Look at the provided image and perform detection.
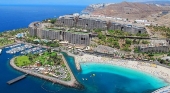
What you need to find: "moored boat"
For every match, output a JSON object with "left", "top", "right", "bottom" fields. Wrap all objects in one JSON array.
[{"left": 0, "top": 49, "right": 2, "bottom": 54}]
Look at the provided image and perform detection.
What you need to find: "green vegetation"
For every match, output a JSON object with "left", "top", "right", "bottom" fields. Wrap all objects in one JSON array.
[
  {"left": 1, "top": 28, "right": 27, "bottom": 36},
  {"left": 96, "top": 31, "right": 120, "bottom": 49},
  {"left": 0, "top": 28, "right": 27, "bottom": 47},
  {"left": 125, "top": 39, "right": 132, "bottom": 45},
  {"left": 27, "top": 51, "right": 63, "bottom": 66},
  {"left": 121, "top": 44, "right": 131, "bottom": 52},
  {"left": 167, "top": 52, "right": 170, "bottom": 56},
  {"left": 133, "top": 39, "right": 140, "bottom": 44},
  {"left": 134, "top": 47, "right": 140, "bottom": 53},
  {"left": 15, "top": 56, "right": 31, "bottom": 67},
  {"left": 136, "top": 32, "right": 149, "bottom": 37},
  {"left": 15, "top": 51, "right": 71, "bottom": 81},
  {"left": 0, "top": 37, "right": 14, "bottom": 46},
  {"left": 25, "top": 36, "right": 60, "bottom": 47},
  {"left": 120, "top": 39, "right": 132, "bottom": 52},
  {"left": 50, "top": 19, "right": 56, "bottom": 24},
  {"left": 147, "top": 53, "right": 154, "bottom": 58},
  {"left": 158, "top": 58, "right": 170, "bottom": 66},
  {"left": 42, "top": 18, "right": 56, "bottom": 24},
  {"left": 141, "top": 40, "right": 150, "bottom": 44},
  {"left": 45, "top": 41, "right": 60, "bottom": 47},
  {"left": 108, "top": 30, "right": 149, "bottom": 37},
  {"left": 94, "top": 29, "right": 102, "bottom": 32},
  {"left": 148, "top": 26, "right": 170, "bottom": 38},
  {"left": 108, "top": 30, "right": 130, "bottom": 37}
]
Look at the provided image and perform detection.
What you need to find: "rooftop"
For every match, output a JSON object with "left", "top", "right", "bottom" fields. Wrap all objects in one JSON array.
[
  {"left": 43, "top": 27, "right": 90, "bottom": 35},
  {"left": 59, "top": 14, "right": 147, "bottom": 27}
]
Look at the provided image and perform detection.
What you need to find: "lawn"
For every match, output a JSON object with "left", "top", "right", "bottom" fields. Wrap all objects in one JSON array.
[
  {"left": 15, "top": 56, "right": 31, "bottom": 67},
  {"left": 0, "top": 38, "right": 14, "bottom": 46},
  {"left": 154, "top": 53, "right": 165, "bottom": 56}
]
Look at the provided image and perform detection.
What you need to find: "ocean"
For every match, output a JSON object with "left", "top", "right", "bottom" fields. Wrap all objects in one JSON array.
[
  {"left": 0, "top": 5, "right": 85, "bottom": 32},
  {"left": 0, "top": 49, "right": 168, "bottom": 93},
  {"left": 0, "top": 5, "right": 169, "bottom": 93}
]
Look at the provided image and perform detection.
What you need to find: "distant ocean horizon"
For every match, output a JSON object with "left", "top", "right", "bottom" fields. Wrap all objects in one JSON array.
[{"left": 0, "top": 5, "right": 86, "bottom": 32}]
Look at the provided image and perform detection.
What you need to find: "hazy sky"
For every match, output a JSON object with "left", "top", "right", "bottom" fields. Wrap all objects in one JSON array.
[{"left": 0, "top": 0, "right": 168, "bottom": 5}]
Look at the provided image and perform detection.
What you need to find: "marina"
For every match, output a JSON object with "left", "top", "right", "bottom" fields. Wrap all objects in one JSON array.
[
  {"left": 5, "top": 43, "right": 45, "bottom": 55},
  {"left": 5, "top": 43, "right": 22, "bottom": 49},
  {"left": 21, "top": 47, "right": 45, "bottom": 54}
]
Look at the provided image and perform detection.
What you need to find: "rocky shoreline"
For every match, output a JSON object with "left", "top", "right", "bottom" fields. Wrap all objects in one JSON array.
[{"left": 10, "top": 56, "right": 83, "bottom": 89}]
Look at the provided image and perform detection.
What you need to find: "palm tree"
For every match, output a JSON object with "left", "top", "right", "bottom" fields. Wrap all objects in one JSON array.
[
  {"left": 73, "top": 16, "right": 79, "bottom": 30},
  {"left": 106, "top": 20, "right": 112, "bottom": 31}
]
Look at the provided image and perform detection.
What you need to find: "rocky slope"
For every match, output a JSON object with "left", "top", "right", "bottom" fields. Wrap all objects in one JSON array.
[{"left": 91, "top": 2, "right": 170, "bottom": 19}]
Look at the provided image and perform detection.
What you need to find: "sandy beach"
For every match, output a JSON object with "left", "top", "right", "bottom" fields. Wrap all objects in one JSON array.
[{"left": 74, "top": 54, "right": 170, "bottom": 83}]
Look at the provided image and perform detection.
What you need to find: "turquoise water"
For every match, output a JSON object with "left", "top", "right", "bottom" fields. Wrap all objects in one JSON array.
[
  {"left": 0, "top": 50, "right": 169, "bottom": 93},
  {"left": 63, "top": 53, "right": 169, "bottom": 93},
  {"left": 81, "top": 63, "right": 169, "bottom": 92}
]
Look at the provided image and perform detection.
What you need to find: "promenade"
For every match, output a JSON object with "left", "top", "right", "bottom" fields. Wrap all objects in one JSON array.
[{"left": 10, "top": 56, "right": 81, "bottom": 88}]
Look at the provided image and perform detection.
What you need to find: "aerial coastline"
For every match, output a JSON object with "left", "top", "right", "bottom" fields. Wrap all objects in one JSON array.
[
  {"left": 1, "top": 2, "right": 170, "bottom": 92},
  {"left": 2, "top": 13, "right": 170, "bottom": 90}
]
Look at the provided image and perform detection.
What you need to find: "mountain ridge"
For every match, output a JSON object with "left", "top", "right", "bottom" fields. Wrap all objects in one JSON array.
[{"left": 83, "top": 2, "right": 170, "bottom": 19}]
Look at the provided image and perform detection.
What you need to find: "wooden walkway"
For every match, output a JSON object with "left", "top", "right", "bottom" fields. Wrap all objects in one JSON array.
[{"left": 7, "top": 74, "right": 28, "bottom": 85}]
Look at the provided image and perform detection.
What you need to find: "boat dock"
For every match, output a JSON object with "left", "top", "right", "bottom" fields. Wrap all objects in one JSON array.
[
  {"left": 152, "top": 86, "right": 170, "bottom": 93},
  {"left": 7, "top": 74, "right": 28, "bottom": 85}
]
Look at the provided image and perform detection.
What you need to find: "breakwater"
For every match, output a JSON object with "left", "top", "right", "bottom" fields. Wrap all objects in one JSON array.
[
  {"left": 10, "top": 56, "right": 82, "bottom": 89},
  {"left": 60, "top": 50, "right": 81, "bottom": 71},
  {"left": 7, "top": 74, "right": 28, "bottom": 85}
]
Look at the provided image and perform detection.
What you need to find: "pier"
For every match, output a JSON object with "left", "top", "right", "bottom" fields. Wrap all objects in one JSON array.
[
  {"left": 152, "top": 86, "right": 170, "bottom": 93},
  {"left": 7, "top": 74, "right": 28, "bottom": 85}
]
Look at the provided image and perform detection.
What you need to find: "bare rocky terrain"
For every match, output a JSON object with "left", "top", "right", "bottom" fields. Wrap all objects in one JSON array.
[
  {"left": 91, "top": 2, "right": 170, "bottom": 19},
  {"left": 82, "top": 2, "right": 170, "bottom": 27},
  {"left": 147, "top": 13, "right": 170, "bottom": 27}
]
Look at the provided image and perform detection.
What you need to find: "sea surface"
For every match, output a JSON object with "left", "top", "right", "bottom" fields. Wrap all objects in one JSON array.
[
  {"left": 0, "top": 5, "right": 169, "bottom": 93},
  {"left": 0, "top": 5, "right": 85, "bottom": 32},
  {"left": 0, "top": 49, "right": 168, "bottom": 93}
]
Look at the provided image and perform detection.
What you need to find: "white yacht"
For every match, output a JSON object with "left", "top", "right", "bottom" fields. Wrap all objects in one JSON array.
[{"left": 0, "top": 49, "right": 2, "bottom": 54}]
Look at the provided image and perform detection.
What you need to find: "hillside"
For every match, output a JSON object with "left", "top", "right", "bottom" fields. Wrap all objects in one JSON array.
[
  {"left": 147, "top": 12, "right": 170, "bottom": 27},
  {"left": 81, "top": 3, "right": 114, "bottom": 14},
  {"left": 90, "top": 2, "right": 170, "bottom": 19}
]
